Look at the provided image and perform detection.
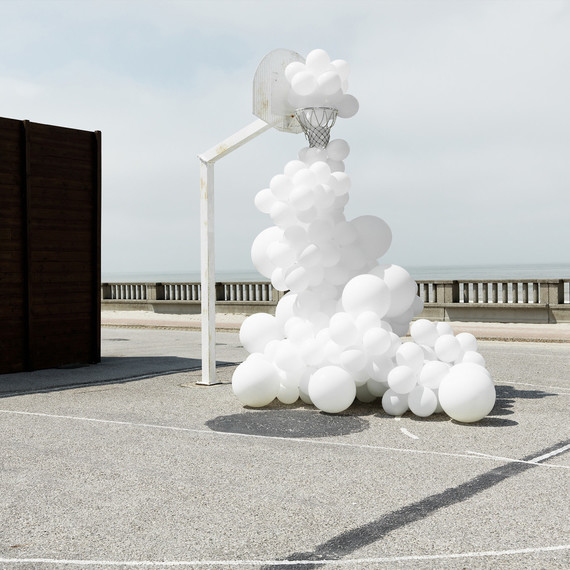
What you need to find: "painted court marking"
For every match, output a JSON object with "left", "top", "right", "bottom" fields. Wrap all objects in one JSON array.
[
  {"left": 400, "top": 427, "right": 419, "bottom": 440},
  {"left": 1, "top": 409, "right": 568, "bottom": 469},
  {"left": 0, "top": 544, "right": 568, "bottom": 566}
]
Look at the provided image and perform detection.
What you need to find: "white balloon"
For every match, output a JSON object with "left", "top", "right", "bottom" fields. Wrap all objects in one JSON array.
[
  {"left": 362, "top": 326, "right": 391, "bottom": 356},
  {"left": 310, "top": 160, "right": 332, "bottom": 184},
  {"left": 251, "top": 226, "right": 282, "bottom": 278},
  {"left": 313, "top": 184, "right": 336, "bottom": 209},
  {"left": 436, "top": 322, "right": 454, "bottom": 336},
  {"left": 387, "top": 365, "right": 417, "bottom": 394},
  {"left": 269, "top": 174, "right": 293, "bottom": 200},
  {"left": 291, "top": 70, "right": 318, "bottom": 96},
  {"left": 342, "top": 274, "right": 391, "bottom": 318},
  {"left": 268, "top": 240, "right": 296, "bottom": 268},
  {"left": 308, "top": 218, "right": 334, "bottom": 243},
  {"left": 299, "top": 337, "right": 325, "bottom": 366},
  {"left": 294, "top": 290, "right": 321, "bottom": 316},
  {"left": 331, "top": 59, "right": 350, "bottom": 81},
  {"left": 408, "top": 385, "right": 438, "bottom": 417},
  {"left": 395, "top": 342, "right": 425, "bottom": 372},
  {"left": 298, "top": 243, "right": 322, "bottom": 268},
  {"left": 306, "top": 48, "right": 332, "bottom": 74},
  {"left": 293, "top": 167, "right": 318, "bottom": 188},
  {"left": 317, "top": 70, "right": 341, "bottom": 96},
  {"left": 419, "top": 360, "right": 451, "bottom": 389},
  {"left": 326, "top": 139, "right": 350, "bottom": 161},
  {"left": 283, "top": 225, "right": 308, "bottom": 252},
  {"left": 285, "top": 61, "right": 305, "bottom": 83},
  {"left": 367, "top": 378, "right": 389, "bottom": 397},
  {"left": 239, "top": 313, "right": 283, "bottom": 354},
  {"left": 382, "top": 389, "right": 408, "bottom": 416},
  {"left": 269, "top": 201, "right": 296, "bottom": 228},
  {"left": 329, "top": 311, "right": 359, "bottom": 346},
  {"left": 340, "top": 347, "right": 367, "bottom": 373},
  {"left": 351, "top": 216, "right": 392, "bottom": 260},
  {"left": 308, "top": 366, "right": 356, "bottom": 413},
  {"left": 330, "top": 171, "right": 351, "bottom": 196},
  {"left": 333, "top": 220, "right": 357, "bottom": 245},
  {"left": 367, "top": 355, "right": 394, "bottom": 382},
  {"left": 434, "top": 334, "right": 462, "bottom": 363},
  {"left": 356, "top": 383, "right": 377, "bottom": 403},
  {"left": 319, "top": 242, "right": 341, "bottom": 267},
  {"left": 460, "top": 350, "right": 486, "bottom": 367},
  {"left": 284, "top": 159, "right": 306, "bottom": 177},
  {"left": 410, "top": 319, "right": 439, "bottom": 347},
  {"left": 456, "top": 332, "right": 478, "bottom": 353},
  {"left": 254, "top": 188, "right": 276, "bottom": 214},
  {"left": 284, "top": 316, "right": 313, "bottom": 343},
  {"left": 371, "top": 264, "right": 417, "bottom": 318},
  {"left": 337, "top": 94, "right": 359, "bottom": 118},
  {"left": 275, "top": 339, "right": 304, "bottom": 372},
  {"left": 277, "top": 383, "right": 299, "bottom": 405},
  {"left": 355, "top": 310, "right": 382, "bottom": 334},
  {"left": 232, "top": 358, "right": 280, "bottom": 407},
  {"left": 271, "top": 267, "right": 288, "bottom": 291},
  {"left": 289, "top": 185, "right": 315, "bottom": 211},
  {"left": 275, "top": 292, "right": 297, "bottom": 325},
  {"left": 285, "top": 265, "right": 310, "bottom": 293},
  {"left": 438, "top": 363, "right": 496, "bottom": 423},
  {"left": 324, "top": 264, "right": 351, "bottom": 286}
]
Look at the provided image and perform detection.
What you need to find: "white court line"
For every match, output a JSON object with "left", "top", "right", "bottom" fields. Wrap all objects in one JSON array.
[
  {"left": 400, "top": 428, "right": 419, "bottom": 440},
  {"left": 529, "top": 443, "right": 570, "bottom": 464},
  {"left": 1, "top": 409, "right": 568, "bottom": 469},
  {"left": 0, "top": 544, "right": 568, "bottom": 566}
]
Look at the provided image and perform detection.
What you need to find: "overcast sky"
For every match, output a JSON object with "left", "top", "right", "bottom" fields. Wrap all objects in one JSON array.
[{"left": 1, "top": 0, "right": 568, "bottom": 277}]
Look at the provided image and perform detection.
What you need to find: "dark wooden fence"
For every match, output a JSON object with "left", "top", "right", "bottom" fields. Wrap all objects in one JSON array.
[{"left": 0, "top": 117, "right": 101, "bottom": 373}]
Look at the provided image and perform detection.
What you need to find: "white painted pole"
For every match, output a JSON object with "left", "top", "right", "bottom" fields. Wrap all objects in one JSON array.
[
  {"left": 198, "top": 159, "right": 217, "bottom": 385},
  {"left": 198, "top": 119, "right": 275, "bottom": 385}
]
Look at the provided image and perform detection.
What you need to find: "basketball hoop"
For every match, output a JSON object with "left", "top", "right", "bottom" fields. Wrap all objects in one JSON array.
[{"left": 295, "top": 107, "right": 338, "bottom": 148}]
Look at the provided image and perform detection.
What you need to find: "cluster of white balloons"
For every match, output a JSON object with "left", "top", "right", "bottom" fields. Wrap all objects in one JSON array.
[
  {"left": 231, "top": 49, "right": 496, "bottom": 423},
  {"left": 285, "top": 48, "right": 359, "bottom": 118}
]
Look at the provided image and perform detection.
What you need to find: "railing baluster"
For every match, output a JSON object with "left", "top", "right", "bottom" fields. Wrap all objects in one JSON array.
[
  {"left": 473, "top": 282, "right": 479, "bottom": 303},
  {"left": 512, "top": 282, "right": 518, "bottom": 304},
  {"left": 522, "top": 282, "right": 529, "bottom": 303}
]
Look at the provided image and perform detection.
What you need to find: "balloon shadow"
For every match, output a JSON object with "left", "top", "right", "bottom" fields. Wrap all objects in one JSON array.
[{"left": 206, "top": 409, "right": 369, "bottom": 438}]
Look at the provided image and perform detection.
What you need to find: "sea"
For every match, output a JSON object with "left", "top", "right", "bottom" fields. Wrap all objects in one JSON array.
[{"left": 102, "top": 262, "right": 570, "bottom": 283}]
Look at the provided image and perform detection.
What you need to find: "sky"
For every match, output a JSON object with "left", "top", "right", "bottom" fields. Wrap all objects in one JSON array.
[{"left": 1, "top": 0, "right": 569, "bottom": 278}]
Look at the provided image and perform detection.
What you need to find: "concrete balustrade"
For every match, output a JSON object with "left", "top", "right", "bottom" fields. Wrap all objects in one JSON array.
[{"left": 102, "top": 278, "right": 570, "bottom": 323}]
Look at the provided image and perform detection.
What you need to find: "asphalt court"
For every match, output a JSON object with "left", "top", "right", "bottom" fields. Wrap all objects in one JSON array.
[{"left": 0, "top": 330, "right": 568, "bottom": 568}]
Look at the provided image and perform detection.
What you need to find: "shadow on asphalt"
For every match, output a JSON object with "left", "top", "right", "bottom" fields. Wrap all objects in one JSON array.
[
  {"left": 206, "top": 409, "right": 370, "bottom": 438},
  {"left": 0, "top": 356, "right": 234, "bottom": 397}
]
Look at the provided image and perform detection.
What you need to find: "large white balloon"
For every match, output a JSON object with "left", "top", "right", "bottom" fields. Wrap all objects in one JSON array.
[
  {"left": 239, "top": 313, "right": 283, "bottom": 354},
  {"left": 438, "top": 363, "right": 496, "bottom": 422},
  {"left": 308, "top": 366, "right": 356, "bottom": 413},
  {"left": 341, "top": 274, "right": 391, "bottom": 317},
  {"left": 251, "top": 227, "right": 282, "bottom": 278},
  {"left": 337, "top": 94, "right": 359, "bottom": 118},
  {"left": 232, "top": 357, "right": 280, "bottom": 407},
  {"left": 351, "top": 216, "right": 392, "bottom": 260}
]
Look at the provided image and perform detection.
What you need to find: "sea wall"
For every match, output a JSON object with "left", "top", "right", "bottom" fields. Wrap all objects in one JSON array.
[{"left": 101, "top": 278, "right": 570, "bottom": 324}]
